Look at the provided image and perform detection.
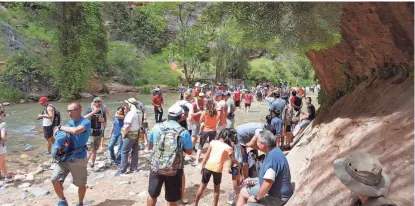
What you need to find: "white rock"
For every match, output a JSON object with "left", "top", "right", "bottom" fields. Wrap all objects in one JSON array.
[
  {"left": 79, "top": 93, "right": 93, "bottom": 98},
  {"left": 26, "top": 187, "right": 50, "bottom": 197},
  {"left": 66, "top": 184, "right": 78, "bottom": 194},
  {"left": 19, "top": 99, "right": 26, "bottom": 104},
  {"left": 25, "top": 173, "right": 34, "bottom": 181},
  {"left": 119, "top": 181, "right": 130, "bottom": 185},
  {"left": 2, "top": 102, "right": 10, "bottom": 106},
  {"left": 184, "top": 156, "right": 192, "bottom": 161},
  {"left": 1, "top": 204, "right": 15, "bottom": 206},
  {"left": 138, "top": 191, "right": 148, "bottom": 197},
  {"left": 18, "top": 182, "right": 31, "bottom": 188},
  {"left": 21, "top": 192, "right": 27, "bottom": 200},
  {"left": 129, "top": 192, "right": 137, "bottom": 196},
  {"left": 14, "top": 174, "right": 26, "bottom": 181},
  {"left": 50, "top": 163, "right": 56, "bottom": 170}
]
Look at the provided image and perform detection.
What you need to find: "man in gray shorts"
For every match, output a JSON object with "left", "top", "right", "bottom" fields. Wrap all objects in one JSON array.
[{"left": 51, "top": 102, "right": 91, "bottom": 206}]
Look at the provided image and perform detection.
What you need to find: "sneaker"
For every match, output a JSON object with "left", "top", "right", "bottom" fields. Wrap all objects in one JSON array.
[
  {"left": 227, "top": 192, "right": 235, "bottom": 205},
  {"left": 40, "top": 151, "right": 51, "bottom": 155},
  {"left": 181, "top": 198, "right": 189, "bottom": 204},
  {"left": 5, "top": 176, "right": 13, "bottom": 183},
  {"left": 57, "top": 199, "right": 68, "bottom": 206}
]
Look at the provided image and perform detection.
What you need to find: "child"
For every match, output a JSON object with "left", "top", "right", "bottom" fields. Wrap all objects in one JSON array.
[
  {"left": 109, "top": 106, "right": 124, "bottom": 164},
  {"left": 194, "top": 128, "right": 238, "bottom": 206},
  {"left": 0, "top": 108, "right": 12, "bottom": 182}
]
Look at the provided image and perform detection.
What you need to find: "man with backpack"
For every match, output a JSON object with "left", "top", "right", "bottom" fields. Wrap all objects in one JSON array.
[
  {"left": 51, "top": 102, "right": 91, "bottom": 206},
  {"left": 270, "top": 92, "right": 286, "bottom": 118},
  {"left": 147, "top": 105, "right": 193, "bottom": 206},
  {"left": 38, "top": 97, "right": 59, "bottom": 155}
]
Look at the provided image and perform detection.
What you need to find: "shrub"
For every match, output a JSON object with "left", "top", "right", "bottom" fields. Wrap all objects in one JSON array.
[
  {"left": 140, "top": 86, "right": 151, "bottom": 94},
  {"left": 0, "top": 83, "right": 24, "bottom": 102}
]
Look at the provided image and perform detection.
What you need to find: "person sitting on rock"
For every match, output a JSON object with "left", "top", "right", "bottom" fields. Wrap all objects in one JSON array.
[
  {"left": 292, "top": 97, "right": 315, "bottom": 136},
  {"left": 334, "top": 151, "right": 396, "bottom": 206},
  {"left": 236, "top": 130, "right": 293, "bottom": 206}
]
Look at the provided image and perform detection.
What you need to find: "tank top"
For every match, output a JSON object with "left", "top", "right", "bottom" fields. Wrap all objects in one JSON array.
[{"left": 203, "top": 111, "right": 217, "bottom": 131}]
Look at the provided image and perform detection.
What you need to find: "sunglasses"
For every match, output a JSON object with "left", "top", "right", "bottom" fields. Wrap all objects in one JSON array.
[{"left": 67, "top": 107, "right": 81, "bottom": 112}]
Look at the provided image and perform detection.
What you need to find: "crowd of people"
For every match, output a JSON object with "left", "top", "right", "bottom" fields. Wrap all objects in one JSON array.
[{"left": 0, "top": 81, "right": 396, "bottom": 206}]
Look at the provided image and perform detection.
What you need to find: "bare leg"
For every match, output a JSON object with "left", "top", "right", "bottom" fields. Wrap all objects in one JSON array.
[
  {"left": 167, "top": 202, "right": 177, "bottom": 206},
  {"left": 52, "top": 180, "right": 65, "bottom": 200},
  {"left": 78, "top": 186, "right": 87, "bottom": 204},
  {"left": 213, "top": 184, "right": 220, "bottom": 206},
  {"left": 147, "top": 195, "right": 156, "bottom": 206},
  {"left": 195, "top": 148, "right": 202, "bottom": 165},
  {"left": 47, "top": 137, "right": 55, "bottom": 153},
  {"left": 0, "top": 154, "right": 8, "bottom": 177},
  {"left": 181, "top": 173, "right": 187, "bottom": 201},
  {"left": 236, "top": 187, "right": 249, "bottom": 206},
  {"left": 194, "top": 183, "right": 207, "bottom": 206}
]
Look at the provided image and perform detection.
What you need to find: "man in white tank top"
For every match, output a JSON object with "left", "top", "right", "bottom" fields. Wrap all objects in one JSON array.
[{"left": 37, "top": 97, "right": 55, "bottom": 155}]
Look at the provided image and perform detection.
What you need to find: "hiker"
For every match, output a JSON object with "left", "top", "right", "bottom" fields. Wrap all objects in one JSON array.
[
  {"left": 226, "top": 91, "right": 236, "bottom": 129},
  {"left": 88, "top": 97, "right": 111, "bottom": 153},
  {"left": 290, "top": 90, "right": 302, "bottom": 112},
  {"left": 270, "top": 92, "right": 286, "bottom": 118},
  {"left": 38, "top": 97, "right": 56, "bottom": 155},
  {"left": 293, "top": 97, "right": 316, "bottom": 136},
  {"left": 236, "top": 130, "right": 293, "bottom": 206},
  {"left": 108, "top": 106, "right": 124, "bottom": 164},
  {"left": 147, "top": 105, "right": 193, "bottom": 206},
  {"left": 270, "top": 110, "right": 283, "bottom": 146},
  {"left": 84, "top": 97, "right": 108, "bottom": 168},
  {"left": 256, "top": 87, "right": 263, "bottom": 103},
  {"left": 51, "top": 102, "right": 91, "bottom": 206},
  {"left": 194, "top": 99, "right": 218, "bottom": 166},
  {"left": 281, "top": 101, "right": 295, "bottom": 150},
  {"left": 215, "top": 92, "right": 228, "bottom": 135},
  {"left": 179, "top": 84, "right": 185, "bottom": 100},
  {"left": 297, "top": 86, "right": 306, "bottom": 100},
  {"left": 265, "top": 91, "right": 277, "bottom": 111},
  {"left": 124, "top": 97, "right": 146, "bottom": 150},
  {"left": 153, "top": 86, "right": 161, "bottom": 96},
  {"left": 334, "top": 152, "right": 396, "bottom": 206},
  {"left": 0, "top": 108, "right": 12, "bottom": 183},
  {"left": 194, "top": 128, "right": 238, "bottom": 206},
  {"left": 243, "top": 91, "right": 254, "bottom": 113},
  {"left": 234, "top": 88, "right": 242, "bottom": 109},
  {"left": 172, "top": 92, "right": 196, "bottom": 149},
  {"left": 152, "top": 91, "right": 164, "bottom": 123},
  {"left": 115, "top": 100, "right": 140, "bottom": 176}
]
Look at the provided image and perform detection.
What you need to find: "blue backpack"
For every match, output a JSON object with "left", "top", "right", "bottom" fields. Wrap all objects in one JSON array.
[{"left": 52, "top": 131, "right": 85, "bottom": 162}]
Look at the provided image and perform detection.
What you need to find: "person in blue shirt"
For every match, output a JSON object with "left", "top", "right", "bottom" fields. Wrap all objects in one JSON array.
[
  {"left": 270, "top": 110, "right": 283, "bottom": 146},
  {"left": 108, "top": 106, "right": 124, "bottom": 163},
  {"left": 51, "top": 102, "right": 91, "bottom": 206},
  {"left": 147, "top": 104, "right": 193, "bottom": 205},
  {"left": 236, "top": 130, "right": 293, "bottom": 206}
]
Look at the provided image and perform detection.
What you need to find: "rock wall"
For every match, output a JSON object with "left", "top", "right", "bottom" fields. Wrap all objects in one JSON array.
[{"left": 306, "top": 2, "right": 414, "bottom": 94}]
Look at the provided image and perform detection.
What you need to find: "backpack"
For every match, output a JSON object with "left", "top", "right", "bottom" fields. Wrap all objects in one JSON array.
[
  {"left": 46, "top": 104, "right": 61, "bottom": 126},
  {"left": 52, "top": 130, "right": 86, "bottom": 162},
  {"left": 150, "top": 123, "right": 185, "bottom": 176},
  {"left": 282, "top": 105, "right": 294, "bottom": 126}
]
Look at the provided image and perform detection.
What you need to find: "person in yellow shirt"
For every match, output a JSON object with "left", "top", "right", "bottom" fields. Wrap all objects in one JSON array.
[{"left": 194, "top": 128, "right": 239, "bottom": 206}]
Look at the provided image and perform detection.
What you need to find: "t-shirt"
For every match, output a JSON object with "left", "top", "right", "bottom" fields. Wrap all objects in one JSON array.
[
  {"left": 124, "top": 110, "right": 139, "bottom": 131},
  {"left": 297, "top": 88, "right": 305, "bottom": 97},
  {"left": 0, "top": 121, "right": 7, "bottom": 149},
  {"left": 179, "top": 86, "right": 184, "bottom": 93},
  {"left": 148, "top": 120, "right": 193, "bottom": 169},
  {"left": 307, "top": 104, "right": 316, "bottom": 121},
  {"left": 216, "top": 100, "right": 228, "bottom": 127},
  {"left": 259, "top": 147, "right": 293, "bottom": 199},
  {"left": 68, "top": 117, "right": 91, "bottom": 159},
  {"left": 245, "top": 94, "right": 253, "bottom": 104},
  {"left": 271, "top": 117, "right": 283, "bottom": 136},
  {"left": 85, "top": 107, "right": 106, "bottom": 130},
  {"left": 205, "top": 140, "right": 233, "bottom": 173},
  {"left": 42, "top": 104, "right": 54, "bottom": 127},
  {"left": 271, "top": 99, "right": 286, "bottom": 115},
  {"left": 236, "top": 122, "right": 263, "bottom": 145},
  {"left": 192, "top": 103, "right": 201, "bottom": 122},
  {"left": 234, "top": 91, "right": 241, "bottom": 101},
  {"left": 112, "top": 117, "right": 124, "bottom": 136},
  {"left": 201, "top": 111, "right": 217, "bottom": 131},
  {"left": 152, "top": 95, "right": 163, "bottom": 110}
]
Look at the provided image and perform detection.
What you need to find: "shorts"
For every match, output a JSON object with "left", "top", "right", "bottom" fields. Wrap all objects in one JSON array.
[
  {"left": 191, "top": 122, "right": 200, "bottom": 136},
  {"left": 226, "top": 118, "right": 235, "bottom": 129},
  {"left": 231, "top": 165, "right": 240, "bottom": 176},
  {"left": 198, "top": 131, "right": 216, "bottom": 149},
  {"left": 202, "top": 168, "right": 222, "bottom": 185},
  {"left": 87, "top": 136, "right": 101, "bottom": 151},
  {"left": 51, "top": 158, "right": 87, "bottom": 187},
  {"left": 148, "top": 169, "right": 183, "bottom": 202},
  {"left": 43, "top": 125, "right": 54, "bottom": 139},
  {"left": 245, "top": 103, "right": 251, "bottom": 108},
  {"left": 235, "top": 101, "right": 241, "bottom": 107},
  {"left": 246, "top": 180, "right": 288, "bottom": 206},
  {"left": 284, "top": 125, "right": 292, "bottom": 132},
  {"left": 0, "top": 146, "right": 6, "bottom": 155}
]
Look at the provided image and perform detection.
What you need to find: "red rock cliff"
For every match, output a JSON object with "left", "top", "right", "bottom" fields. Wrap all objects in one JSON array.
[{"left": 307, "top": 2, "right": 414, "bottom": 94}]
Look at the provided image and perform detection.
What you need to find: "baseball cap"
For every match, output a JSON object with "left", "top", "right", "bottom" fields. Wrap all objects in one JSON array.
[
  {"left": 168, "top": 105, "right": 183, "bottom": 117},
  {"left": 38, "top": 97, "right": 48, "bottom": 103},
  {"left": 93, "top": 97, "right": 102, "bottom": 102},
  {"left": 195, "top": 82, "right": 201, "bottom": 87}
]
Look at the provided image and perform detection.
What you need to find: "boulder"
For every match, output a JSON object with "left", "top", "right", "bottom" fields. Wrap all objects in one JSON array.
[
  {"left": 26, "top": 187, "right": 50, "bottom": 197},
  {"left": 23, "top": 144, "right": 34, "bottom": 151},
  {"left": 19, "top": 99, "right": 26, "bottom": 104},
  {"left": 79, "top": 92, "right": 93, "bottom": 98},
  {"left": 25, "top": 173, "right": 34, "bottom": 181},
  {"left": 14, "top": 174, "right": 26, "bottom": 181},
  {"left": 2, "top": 102, "right": 10, "bottom": 106},
  {"left": 18, "top": 182, "right": 31, "bottom": 188}
]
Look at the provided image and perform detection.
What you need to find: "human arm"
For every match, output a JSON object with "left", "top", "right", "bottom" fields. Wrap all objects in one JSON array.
[
  {"left": 246, "top": 136, "right": 259, "bottom": 150},
  {"left": 38, "top": 106, "right": 54, "bottom": 119},
  {"left": 83, "top": 106, "right": 100, "bottom": 119},
  {"left": 182, "top": 130, "right": 193, "bottom": 155},
  {"left": 248, "top": 174, "right": 275, "bottom": 202},
  {"left": 0, "top": 125, "right": 8, "bottom": 141},
  {"left": 200, "top": 146, "right": 212, "bottom": 173},
  {"left": 59, "top": 122, "right": 88, "bottom": 135},
  {"left": 122, "top": 123, "right": 131, "bottom": 139}
]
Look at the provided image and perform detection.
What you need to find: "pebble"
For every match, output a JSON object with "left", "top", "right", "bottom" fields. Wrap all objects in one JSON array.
[
  {"left": 129, "top": 192, "right": 137, "bottom": 196},
  {"left": 50, "top": 163, "right": 56, "bottom": 170},
  {"left": 18, "top": 182, "right": 31, "bottom": 188},
  {"left": 120, "top": 181, "right": 130, "bottom": 185},
  {"left": 26, "top": 187, "right": 50, "bottom": 197},
  {"left": 94, "top": 174, "right": 105, "bottom": 181},
  {"left": 25, "top": 173, "right": 34, "bottom": 181},
  {"left": 20, "top": 154, "right": 29, "bottom": 159},
  {"left": 23, "top": 144, "right": 33, "bottom": 151},
  {"left": 14, "top": 174, "right": 26, "bottom": 181}
]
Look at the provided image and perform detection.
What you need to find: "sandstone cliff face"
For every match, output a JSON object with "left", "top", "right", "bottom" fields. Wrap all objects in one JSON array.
[{"left": 306, "top": 2, "right": 414, "bottom": 94}]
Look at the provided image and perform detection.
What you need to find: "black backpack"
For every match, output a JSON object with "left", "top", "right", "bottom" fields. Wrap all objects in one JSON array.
[{"left": 46, "top": 104, "right": 61, "bottom": 126}]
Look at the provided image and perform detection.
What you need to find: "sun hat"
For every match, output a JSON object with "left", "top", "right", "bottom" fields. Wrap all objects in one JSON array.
[
  {"left": 333, "top": 151, "right": 391, "bottom": 197},
  {"left": 168, "top": 105, "right": 183, "bottom": 117},
  {"left": 38, "top": 96, "right": 48, "bottom": 103},
  {"left": 93, "top": 97, "right": 102, "bottom": 102},
  {"left": 124, "top": 97, "right": 137, "bottom": 105}
]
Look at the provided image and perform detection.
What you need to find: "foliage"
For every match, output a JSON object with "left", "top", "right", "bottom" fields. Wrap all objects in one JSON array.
[
  {"left": 378, "top": 66, "right": 409, "bottom": 79},
  {"left": 107, "top": 41, "right": 142, "bottom": 85},
  {"left": 0, "top": 82, "right": 24, "bottom": 102},
  {"left": 140, "top": 86, "right": 151, "bottom": 94},
  {"left": 54, "top": 2, "right": 107, "bottom": 100}
]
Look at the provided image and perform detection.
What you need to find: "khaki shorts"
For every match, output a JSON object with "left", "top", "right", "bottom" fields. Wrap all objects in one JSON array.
[
  {"left": 87, "top": 136, "right": 101, "bottom": 151},
  {"left": 51, "top": 158, "right": 87, "bottom": 187}
]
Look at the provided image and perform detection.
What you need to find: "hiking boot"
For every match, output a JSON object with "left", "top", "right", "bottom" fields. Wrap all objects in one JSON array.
[
  {"left": 57, "top": 199, "right": 68, "bottom": 206},
  {"left": 227, "top": 192, "right": 235, "bottom": 205}
]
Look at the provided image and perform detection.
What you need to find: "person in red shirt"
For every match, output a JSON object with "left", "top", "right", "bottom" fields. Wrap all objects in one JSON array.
[
  {"left": 243, "top": 91, "right": 253, "bottom": 113},
  {"left": 234, "top": 89, "right": 241, "bottom": 109},
  {"left": 192, "top": 82, "right": 202, "bottom": 99},
  {"left": 151, "top": 91, "right": 164, "bottom": 123}
]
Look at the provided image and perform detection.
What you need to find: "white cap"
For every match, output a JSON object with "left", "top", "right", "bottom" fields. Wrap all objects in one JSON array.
[
  {"left": 168, "top": 105, "right": 183, "bottom": 117},
  {"left": 199, "top": 92, "right": 205, "bottom": 97},
  {"left": 195, "top": 82, "right": 201, "bottom": 87}
]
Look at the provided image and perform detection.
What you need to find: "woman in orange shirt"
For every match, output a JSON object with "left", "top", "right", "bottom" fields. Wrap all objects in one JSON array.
[
  {"left": 193, "top": 99, "right": 218, "bottom": 166},
  {"left": 194, "top": 128, "right": 238, "bottom": 206}
]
